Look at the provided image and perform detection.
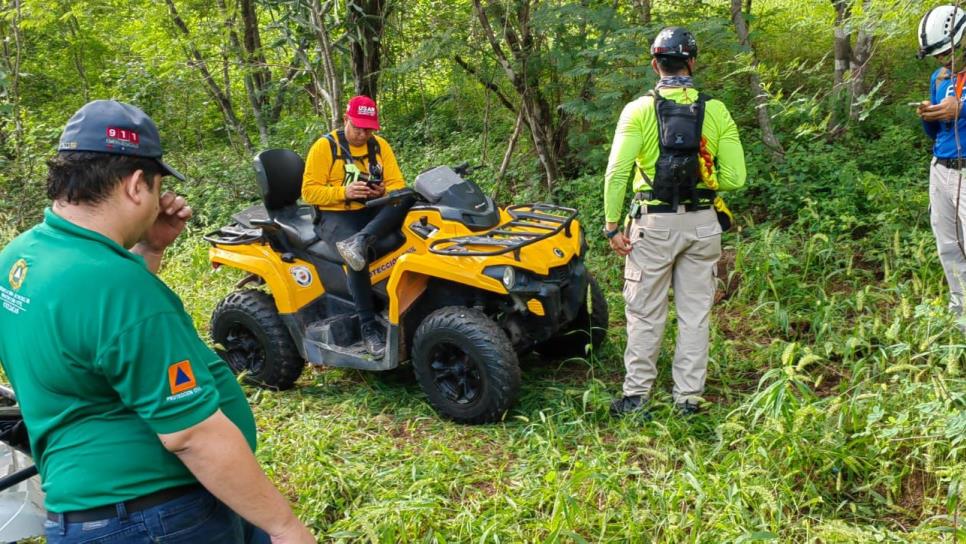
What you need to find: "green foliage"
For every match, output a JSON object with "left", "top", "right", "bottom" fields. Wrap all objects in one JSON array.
[{"left": 3, "top": 0, "right": 966, "bottom": 541}]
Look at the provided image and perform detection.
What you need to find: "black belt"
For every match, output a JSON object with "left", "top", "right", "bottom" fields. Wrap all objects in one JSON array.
[
  {"left": 937, "top": 157, "right": 966, "bottom": 169},
  {"left": 644, "top": 203, "right": 712, "bottom": 213},
  {"left": 634, "top": 190, "right": 715, "bottom": 214},
  {"left": 47, "top": 484, "right": 203, "bottom": 523}
]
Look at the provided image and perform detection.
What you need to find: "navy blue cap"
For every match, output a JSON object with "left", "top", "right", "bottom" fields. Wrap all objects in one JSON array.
[{"left": 57, "top": 100, "right": 185, "bottom": 181}]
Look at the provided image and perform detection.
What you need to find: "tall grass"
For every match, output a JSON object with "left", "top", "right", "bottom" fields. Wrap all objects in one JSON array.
[
  {"left": 2, "top": 134, "right": 963, "bottom": 542},
  {"left": 147, "top": 155, "right": 966, "bottom": 542}
]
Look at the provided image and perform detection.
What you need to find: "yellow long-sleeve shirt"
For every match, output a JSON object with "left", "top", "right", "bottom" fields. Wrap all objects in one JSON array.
[{"left": 301, "top": 131, "right": 406, "bottom": 211}]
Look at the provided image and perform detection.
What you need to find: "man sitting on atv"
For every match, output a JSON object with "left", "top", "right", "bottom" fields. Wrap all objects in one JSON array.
[{"left": 302, "top": 95, "right": 411, "bottom": 357}]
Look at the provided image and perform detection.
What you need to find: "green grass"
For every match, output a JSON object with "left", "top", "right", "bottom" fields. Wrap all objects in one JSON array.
[
  {"left": 3, "top": 140, "right": 963, "bottom": 542},
  {"left": 142, "top": 186, "right": 966, "bottom": 542}
]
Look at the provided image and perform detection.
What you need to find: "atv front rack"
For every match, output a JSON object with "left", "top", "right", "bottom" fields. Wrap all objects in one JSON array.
[{"left": 429, "top": 203, "right": 577, "bottom": 260}]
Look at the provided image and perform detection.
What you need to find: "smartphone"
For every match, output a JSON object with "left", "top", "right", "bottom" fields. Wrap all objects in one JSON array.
[{"left": 908, "top": 101, "right": 926, "bottom": 107}]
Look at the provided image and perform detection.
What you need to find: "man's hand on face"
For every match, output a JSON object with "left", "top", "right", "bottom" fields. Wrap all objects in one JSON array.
[
  {"left": 140, "top": 191, "right": 192, "bottom": 252},
  {"left": 921, "top": 96, "right": 962, "bottom": 122}
]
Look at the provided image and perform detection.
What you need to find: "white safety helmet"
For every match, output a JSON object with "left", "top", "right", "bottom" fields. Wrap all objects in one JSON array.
[{"left": 918, "top": 5, "right": 966, "bottom": 59}]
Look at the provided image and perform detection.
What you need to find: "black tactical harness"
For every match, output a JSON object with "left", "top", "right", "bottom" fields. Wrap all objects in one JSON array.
[
  {"left": 649, "top": 89, "right": 713, "bottom": 209},
  {"left": 322, "top": 129, "right": 383, "bottom": 185}
]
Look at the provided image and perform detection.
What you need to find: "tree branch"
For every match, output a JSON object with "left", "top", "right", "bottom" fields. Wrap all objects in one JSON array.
[
  {"left": 453, "top": 55, "right": 516, "bottom": 113},
  {"left": 164, "top": 0, "right": 253, "bottom": 153}
]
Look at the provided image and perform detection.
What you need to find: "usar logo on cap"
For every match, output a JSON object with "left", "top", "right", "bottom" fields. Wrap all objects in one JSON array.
[{"left": 357, "top": 105, "right": 376, "bottom": 117}]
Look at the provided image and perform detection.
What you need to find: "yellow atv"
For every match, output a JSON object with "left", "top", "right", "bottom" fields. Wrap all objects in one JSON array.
[{"left": 204, "top": 149, "right": 607, "bottom": 423}]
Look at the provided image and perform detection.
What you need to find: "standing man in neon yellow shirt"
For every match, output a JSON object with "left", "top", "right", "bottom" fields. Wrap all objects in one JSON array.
[{"left": 603, "top": 27, "right": 746, "bottom": 417}]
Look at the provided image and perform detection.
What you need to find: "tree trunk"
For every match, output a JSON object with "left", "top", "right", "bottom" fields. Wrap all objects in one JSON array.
[
  {"left": 829, "top": 0, "right": 853, "bottom": 137},
  {"left": 473, "top": 0, "right": 561, "bottom": 189},
  {"left": 308, "top": 0, "right": 342, "bottom": 128},
  {"left": 240, "top": 0, "right": 270, "bottom": 104},
  {"left": 831, "top": 0, "right": 852, "bottom": 88},
  {"left": 849, "top": 0, "right": 875, "bottom": 121},
  {"left": 3, "top": 0, "right": 23, "bottom": 159},
  {"left": 65, "top": 15, "right": 90, "bottom": 102},
  {"left": 165, "top": 0, "right": 253, "bottom": 153},
  {"left": 268, "top": 45, "right": 306, "bottom": 126},
  {"left": 730, "top": 0, "right": 784, "bottom": 159},
  {"left": 347, "top": 0, "right": 388, "bottom": 100},
  {"left": 216, "top": 0, "right": 269, "bottom": 148},
  {"left": 497, "top": 108, "right": 525, "bottom": 185},
  {"left": 633, "top": 0, "right": 651, "bottom": 25}
]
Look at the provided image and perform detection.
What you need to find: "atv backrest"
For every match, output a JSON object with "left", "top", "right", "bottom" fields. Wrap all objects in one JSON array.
[{"left": 253, "top": 149, "right": 305, "bottom": 214}]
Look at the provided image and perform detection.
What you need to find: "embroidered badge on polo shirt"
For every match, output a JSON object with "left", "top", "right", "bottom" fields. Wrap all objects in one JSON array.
[
  {"left": 167, "top": 360, "right": 200, "bottom": 401},
  {"left": 1, "top": 259, "right": 31, "bottom": 316}
]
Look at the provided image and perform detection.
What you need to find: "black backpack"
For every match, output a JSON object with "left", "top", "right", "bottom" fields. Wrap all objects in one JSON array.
[{"left": 649, "top": 89, "right": 709, "bottom": 208}]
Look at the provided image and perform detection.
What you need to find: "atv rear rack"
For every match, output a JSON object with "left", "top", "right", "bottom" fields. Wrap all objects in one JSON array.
[
  {"left": 429, "top": 203, "right": 577, "bottom": 260},
  {"left": 203, "top": 224, "right": 265, "bottom": 246}
]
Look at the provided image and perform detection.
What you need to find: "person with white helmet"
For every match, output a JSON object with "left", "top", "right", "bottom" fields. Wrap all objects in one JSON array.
[{"left": 916, "top": 5, "right": 966, "bottom": 322}]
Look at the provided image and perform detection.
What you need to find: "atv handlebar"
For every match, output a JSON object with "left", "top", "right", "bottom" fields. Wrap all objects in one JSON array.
[{"left": 453, "top": 162, "right": 483, "bottom": 177}]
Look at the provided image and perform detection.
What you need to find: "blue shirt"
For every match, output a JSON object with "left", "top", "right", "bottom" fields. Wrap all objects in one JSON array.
[{"left": 923, "top": 67, "right": 966, "bottom": 158}]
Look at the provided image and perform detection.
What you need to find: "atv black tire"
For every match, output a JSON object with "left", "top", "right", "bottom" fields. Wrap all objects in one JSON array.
[
  {"left": 535, "top": 274, "right": 609, "bottom": 359},
  {"left": 210, "top": 289, "right": 305, "bottom": 390},
  {"left": 412, "top": 307, "right": 520, "bottom": 424}
]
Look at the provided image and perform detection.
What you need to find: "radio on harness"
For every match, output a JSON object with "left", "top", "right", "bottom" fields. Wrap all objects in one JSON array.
[{"left": 322, "top": 129, "right": 383, "bottom": 188}]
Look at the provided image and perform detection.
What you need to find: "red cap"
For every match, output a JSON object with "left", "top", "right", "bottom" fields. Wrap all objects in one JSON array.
[{"left": 345, "top": 95, "right": 380, "bottom": 130}]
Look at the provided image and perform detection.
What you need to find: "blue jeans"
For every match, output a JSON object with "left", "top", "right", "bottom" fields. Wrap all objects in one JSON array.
[{"left": 44, "top": 487, "right": 270, "bottom": 543}]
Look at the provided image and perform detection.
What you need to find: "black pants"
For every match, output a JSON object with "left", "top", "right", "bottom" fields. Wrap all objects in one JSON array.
[{"left": 316, "top": 202, "right": 411, "bottom": 323}]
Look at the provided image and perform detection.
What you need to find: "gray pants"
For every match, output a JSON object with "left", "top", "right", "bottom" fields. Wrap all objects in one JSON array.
[
  {"left": 931, "top": 160, "right": 966, "bottom": 315},
  {"left": 622, "top": 207, "right": 721, "bottom": 404}
]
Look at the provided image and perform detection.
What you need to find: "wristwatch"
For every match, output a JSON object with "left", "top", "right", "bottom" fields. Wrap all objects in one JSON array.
[{"left": 603, "top": 225, "right": 621, "bottom": 239}]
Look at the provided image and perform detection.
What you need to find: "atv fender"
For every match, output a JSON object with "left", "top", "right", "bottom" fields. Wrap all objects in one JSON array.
[
  {"left": 210, "top": 245, "right": 323, "bottom": 314},
  {"left": 386, "top": 253, "right": 507, "bottom": 324}
]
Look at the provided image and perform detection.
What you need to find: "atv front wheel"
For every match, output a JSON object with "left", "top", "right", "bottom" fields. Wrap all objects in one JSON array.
[
  {"left": 210, "top": 290, "right": 305, "bottom": 390},
  {"left": 535, "top": 274, "right": 609, "bottom": 359},
  {"left": 412, "top": 307, "right": 520, "bottom": 424}
]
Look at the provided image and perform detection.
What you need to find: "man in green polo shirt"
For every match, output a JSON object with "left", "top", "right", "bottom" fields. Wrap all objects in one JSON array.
[
  {"left": 603, "top": 27, "right": 746, "bottom": 418},
  {"left": 0, "top": 100, "right": 314, "bottom": 543}
]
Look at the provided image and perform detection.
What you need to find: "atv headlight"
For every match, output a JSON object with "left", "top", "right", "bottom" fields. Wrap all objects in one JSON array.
[
  {"left": 483, "top": 266, "right": 520, "bottom": 291},
  {"left": 502, "top": 267, "right": 516, "bottom": 290}
]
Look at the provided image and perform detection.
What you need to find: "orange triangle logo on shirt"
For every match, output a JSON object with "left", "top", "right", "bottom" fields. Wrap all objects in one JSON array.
[{"left": 168, "top": 360, "right": 197, "bottom": 395}]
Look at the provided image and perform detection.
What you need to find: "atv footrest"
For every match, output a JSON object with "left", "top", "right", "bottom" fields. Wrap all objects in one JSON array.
[{"left": 305, "top": 315, "right": 358, "bottom": 348}]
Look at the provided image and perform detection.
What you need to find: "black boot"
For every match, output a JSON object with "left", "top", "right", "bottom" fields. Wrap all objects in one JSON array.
[
  {"left": 609, "top": 395, "right": 649, "bottom": 418},
  {"left": 361, "top": 321, "right": 386, "bottom": 358},
  {"left": 675, "top": 401, "right": 700, "bottom": 417},
  {"left": 337, "top": 233, "right": 373, "bottom": 272}
]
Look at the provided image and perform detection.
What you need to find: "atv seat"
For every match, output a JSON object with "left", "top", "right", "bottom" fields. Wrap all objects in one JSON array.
[
  {"left": 254, "top": 149, "right": 333, "bottom": 260},
  {"left": 307, "top": 240, "right": 344, "bottom": 263}
]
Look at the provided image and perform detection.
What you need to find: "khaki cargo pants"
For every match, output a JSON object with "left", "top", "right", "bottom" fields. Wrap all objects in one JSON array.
[
  {"left": 930, "top": 159, "right": 966, "bottom": 316},
  {"left": 622, "top": 207, "right": 721, "bottom": 404}
]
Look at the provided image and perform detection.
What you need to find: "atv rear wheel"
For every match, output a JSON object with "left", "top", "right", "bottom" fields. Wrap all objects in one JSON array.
[
  {"left": 412, "top": 307, "right": 520, "bottom": 424},
  {"left": 210, "top": 290, "right": 305, "bottom": 390},
  {"left": 535, "top": 274, "right": 609, "bottom": 359}
]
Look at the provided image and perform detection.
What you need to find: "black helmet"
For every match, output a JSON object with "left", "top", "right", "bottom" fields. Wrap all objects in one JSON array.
[{"left": 651, "top": 27, "right": 698, "bottom": 60}]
